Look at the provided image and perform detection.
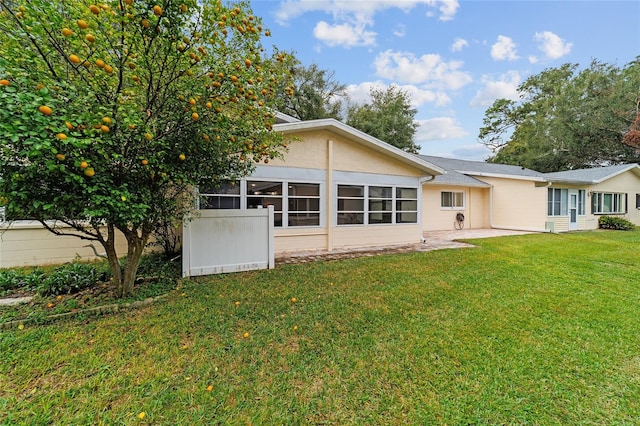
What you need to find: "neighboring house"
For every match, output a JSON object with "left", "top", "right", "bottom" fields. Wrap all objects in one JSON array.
[
  {"left": 544, "top": 164, "right": 640, "bottom": 232},
  {"left": 199, "top": 116, "right": 444, "bottom": 254},
  {"left": 419, "top": 156, "right": 549, "bottom": 232}
]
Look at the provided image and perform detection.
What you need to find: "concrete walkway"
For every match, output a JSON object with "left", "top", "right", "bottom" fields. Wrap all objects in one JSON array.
[{"left": 276, "top": 228, "right": 534, "bottom": 265}]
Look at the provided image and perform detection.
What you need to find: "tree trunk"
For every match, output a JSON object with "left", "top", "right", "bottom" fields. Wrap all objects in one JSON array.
[
  {"left": 121, "top": 236, "right": 145, "bottom": 296},
  {"left": 102, "top": 223, "right": 124, "bottom": 297}
]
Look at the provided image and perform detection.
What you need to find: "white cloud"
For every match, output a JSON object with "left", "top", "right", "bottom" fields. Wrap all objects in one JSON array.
[
  {"left": 274, "top": 1, "right": 459, "bottom": 47},
  {"left": 528, "top": 55, "right": 539, "bottom": 64},
  {"left": 534, "top": 31, "right": 572, "bottom": 59},
  {"left": 347, "top": 81, "right": 452, "bottom": 108},
  {"left": 451, "top": 37, "right": 468, "bottom": 52},
  {"left": 373, "top": 50, "right": 472, "bottom": 91},
  {"left": 415, "top": 117, "right": 469, "bottom": 142},
  {"left": 275, "top": 1, "right": 459, "bottom": 24},
  {"left": 313, "top": 20, "right": 376, "bottom": 47},
  {"left": 450, "top": 144, "right": 492, "bottom": 161},
  {"left": 491, "top": 35, "right": 519, "bottom": 61},
  {"left": 470, "top": 71, "right": 522, "bottom": 108},
  {"left": 393, "top": 24, "right": 407, "bottom": 38}
]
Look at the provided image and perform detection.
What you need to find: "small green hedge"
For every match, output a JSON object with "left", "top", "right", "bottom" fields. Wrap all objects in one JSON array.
[{"left": 598, "top": 215, "right": 636, "bottom": 231}]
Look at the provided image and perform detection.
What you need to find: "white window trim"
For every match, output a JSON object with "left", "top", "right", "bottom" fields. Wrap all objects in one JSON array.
[
  {"left": 336, "top": 183, "right": 419, "bottom": 226},
  {"left": 592, "top": 191, "right": 626, "bottom": 215},
  {"left": 440, "top": 191, "right": 465, "bottom": 210}
]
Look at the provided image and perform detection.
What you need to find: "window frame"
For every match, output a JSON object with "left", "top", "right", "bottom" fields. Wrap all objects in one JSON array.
[
  {"left": 592, "top": 191, "right": 626, "bottom": 214},
  {"left": 440, "top": 191, "right": 464, "bottom": 210},
  {"left": 337, "top": 183, "right": 419, "bottom": 226}
]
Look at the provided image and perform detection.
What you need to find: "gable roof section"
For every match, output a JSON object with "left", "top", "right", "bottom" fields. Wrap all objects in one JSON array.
[
  {"left": 544, "top": 163, "right": 640, "bottom": 185},
  {"left": 419, "top": 155, "right": 546, "bottom": 186},
  {"left": 273, "top": 118, "right": 445, "bottom": 176}
]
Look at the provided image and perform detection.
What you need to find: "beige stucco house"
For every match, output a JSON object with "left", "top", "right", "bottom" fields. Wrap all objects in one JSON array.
[{"left": 4, "top": 112, "right": 640, "bottom": 268}]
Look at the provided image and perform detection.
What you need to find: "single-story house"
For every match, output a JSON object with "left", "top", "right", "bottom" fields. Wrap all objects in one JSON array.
[
  {"left": 4, "top": 112, "right": 640, "bottom": 268},
  {"left": 543, "top": 163, "right": 640, "bottom": 232}
]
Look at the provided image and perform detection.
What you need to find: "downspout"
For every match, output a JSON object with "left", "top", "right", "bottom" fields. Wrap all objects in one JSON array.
[
  {"left": 326, "top": 139, "right": 334, "bottom": 252},
  {"left": 419, "top": 175, "right": 435, "bottom": 241}
]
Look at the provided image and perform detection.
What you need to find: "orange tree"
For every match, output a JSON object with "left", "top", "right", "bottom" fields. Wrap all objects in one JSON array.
[{"left": 0, "top": 0, "right": 293, "bottom": 296}]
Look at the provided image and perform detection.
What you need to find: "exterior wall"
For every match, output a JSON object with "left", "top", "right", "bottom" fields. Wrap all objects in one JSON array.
[
  {"left": 548, "top": 171, "right": 640, "bottom": 232},
  {"left": 248, "top": 130, "right": 429, "bottom": 253},
  {"left": 0, "top": 222, "right": 128, "bottom": 268},
  {"left": 590, "top": 172, "right": 640, "bottom": 226},
  {"left": 479, "top": 176, "right": 547, "bottom": 231},
  {"left": 421, "top": 185, "right": 490, "bottom": 231}
]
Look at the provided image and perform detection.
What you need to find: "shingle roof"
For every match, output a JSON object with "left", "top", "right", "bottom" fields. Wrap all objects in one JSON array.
[
  {"left": 418, "top": 155, "right": 546, "bottom": 186},
  {"left": 543, "top": 163, "right": 640, "bottom": 184}
]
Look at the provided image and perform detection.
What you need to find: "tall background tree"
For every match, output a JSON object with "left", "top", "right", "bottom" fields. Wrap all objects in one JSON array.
[
  {"left": 479, "top": 59, "right": 640, "bottom": 172},
  {"left": 346, "top": 85, "right": 420, "bottom": 153},
  {"left": 277, "top": 60, "right": 348, "bottom": 121},
  {"left": 0, "top": 0, "right": 293, "bottom": 296}
]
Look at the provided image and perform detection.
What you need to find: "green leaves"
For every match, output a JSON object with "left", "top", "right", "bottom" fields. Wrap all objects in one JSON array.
[{"left": 480, "top": 59, "right": 640, "bottom": 172}]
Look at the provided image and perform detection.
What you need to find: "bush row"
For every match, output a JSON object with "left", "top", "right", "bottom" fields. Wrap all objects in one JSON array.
[{"left": 598, "top": 215, "right": 636, "bottom": 231}]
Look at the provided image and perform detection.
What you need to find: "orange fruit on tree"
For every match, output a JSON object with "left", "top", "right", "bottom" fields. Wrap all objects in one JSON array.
[
  {"left": 69, "top": 54, "right": 81, "bottom": 64},
  {"left": 89, "top": 5, "right": 100, "bottom": 14},
  {"left": 102, "top": 117, "right": 112, "bottom": 124},
  {"left": 0, "top": 79, "right": 9, "bottom": 86},
  {"left": 205, "top": 102, "right": 212, "bottom": 109},
  {"left": 141, "top": 19, "right": 150, "bottom": 29},
  {"left": 188, "top": 98, "right": 196, "bottom": 105},
  {"left": 61, "top": 28, "right": 73, "bottom": 36},
  {"left": 84, "top": 167, "right": 95, "bottom": 177},
  {"left": 178, "top": 153, "right": 186, "bottom": 161},
  {"left": 153, "top": 5, "right": 162, "bottom": 15},
  {"left": 56, "top": 153, "right": 66, "bottom": 161},
  {"left": 230, "top": 75, "right": 238, "bottom": 83},
  {"left": 79, "top": 161, "right": 88, "bottom": 169},
  {"left": 100, "top": 125, "right": 110, "bottom": 133},
  {"left": 180, "top": 4, "right": 188, "bottom": 13},
  {"left": 244, "top": 59, "right": 251, "bottom": 67},
  {"left": 77, "top": 19, "right": 88, "bottom": 29},
  {"left": 191, "top": 112, "right": 199, "bottom": 121},
  {"left": 95, "top": 59, "right": 105, "bottom": 68},
  {"left": 85, "top": 34, "right": 96, "bottom": 43},
  {"left": 144, "top": 133, "right": 153, "bottom": 141},
  {"left": 65, "top": 121, "right": 74, "bottom": 130},
  {"left": 243, "top": 332, "right": 249, "bottom": 338},
  {"left": 128, "top": 124, "right": 136, "bottom": 129},
  {"left": 103, "top": 65, "right": 113, "bottom": 73},
  {"left": 56, "top": 133, "right": 67, "bottom": 140},
  {"left": 128, "top": 62, "right": 136, "bottom": 69},
  {"left": 141, "top": 159, "right": 148, "bottom": 165},
  {"left": 38, "top": 105, "right": 53, "bottom": 115}
]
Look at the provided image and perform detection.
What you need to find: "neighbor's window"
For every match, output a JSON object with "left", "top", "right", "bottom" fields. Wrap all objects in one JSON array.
[
  {"left": 199, "top": 181, "right": 240, "bottom": 209},
  {"left": 396, "top": 187, "right": 418, "bottom": 223},
  {"left": 288, "top": 183, "right": 320, "bottom": 227},
  {"left": 368, "top": 186, "right": 393, "bottom": 224},
  {"left": 547, "top": 188, "right": 568, "bottom": 216},
  {"left": 592, "top": 192, "right": 626, "bottom": 214},
  {"left": 441, "top": 191, "right": 464, "bottom": 209},
  {"left": 636, "top": 193, "right": 640, "bottom": 209},
  {"left": 247, "top": 181, "right": 283, "bottom": 226},
  {"left": 337, "top": 185, "right": 364, "bottom": 225}
]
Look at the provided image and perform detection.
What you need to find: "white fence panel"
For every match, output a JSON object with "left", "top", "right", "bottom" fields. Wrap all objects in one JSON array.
[{"left": 182, "top": 207, "right": 274, "bottom": 277}]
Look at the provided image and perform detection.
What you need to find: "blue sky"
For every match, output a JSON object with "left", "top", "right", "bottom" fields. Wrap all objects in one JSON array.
[{"left": 250, "top": 0, "right": 640, "bottom": 160}]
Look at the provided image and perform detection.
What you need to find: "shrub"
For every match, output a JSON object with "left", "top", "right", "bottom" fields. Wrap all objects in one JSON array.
[
  {"left": 0, "top": 268, "right": 44, "bottom": 296},
  {"left": 598, "top": 215, "right": 635, "bottom": 231},
  {"left": 37, "top": 263, "right": 107, "bottom": 296}
]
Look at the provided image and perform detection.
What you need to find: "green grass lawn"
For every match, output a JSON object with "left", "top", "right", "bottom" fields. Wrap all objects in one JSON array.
[{"left": 2, "top": 230, "right": 640, "bottom": 424}]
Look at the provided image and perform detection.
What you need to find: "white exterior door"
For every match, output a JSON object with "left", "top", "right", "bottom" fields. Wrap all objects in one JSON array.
[{"left": 569, "top": 191, "right": 578, "bottom": 231}]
